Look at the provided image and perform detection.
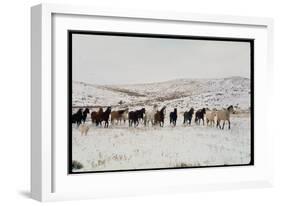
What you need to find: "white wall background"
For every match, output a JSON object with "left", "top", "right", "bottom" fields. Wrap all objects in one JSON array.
[{"left": 0, "top": 0, "right": 280, "bottom": 205}]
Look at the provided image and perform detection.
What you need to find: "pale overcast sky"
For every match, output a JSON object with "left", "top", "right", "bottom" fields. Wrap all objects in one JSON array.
[{"left": 72, "top": 33, "right": 251, "bottom": 85}]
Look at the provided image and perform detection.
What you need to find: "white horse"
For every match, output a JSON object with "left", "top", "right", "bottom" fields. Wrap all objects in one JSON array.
[
  {"left": 216, "top": 105, "right": 234, "bottom": 130},
  {"left": 206, "top": 108, "right": 217, "bottom": 127},
  {"left": 144, "top": 105, "right": 158, "bottom": 126},
  {"left": 79, "top": 124, "right": 90, "bottom": 136}
]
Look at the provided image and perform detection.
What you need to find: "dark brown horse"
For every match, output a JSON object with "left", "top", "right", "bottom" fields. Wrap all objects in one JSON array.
[
  {"left": 82, "top": 108, "right": 90, "bottom": 123},
  {"left": 195, "top": 108, "right": 206, "bottom": 125},
  {"left": 91, "top": 108, "right": 103, "bottom": 126},
  {"left": 183, "top": 108, "right": 194, "bottom": 125},
  {"left": 129, "top": 108, "right": 146, "bottom": 127},
  {"left": 101, "top": 107, "right": 112, "bottom": 128},
  {"left": 169, "top": 108, "right": 177, "bottom": 126},
  {"left": 154, "top": 106, "right": 166, "bottom": 127}
]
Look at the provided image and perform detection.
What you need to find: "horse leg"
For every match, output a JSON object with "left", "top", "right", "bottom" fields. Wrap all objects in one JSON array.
[
  {"left": 217, "top": 120, "right": 221, "bottom": 129},
  {"left": 222, "top": 121, "right": 225, "bottom": 130},
  {"left": 228, "top": 120, "right": 231, "bottom": 129}
]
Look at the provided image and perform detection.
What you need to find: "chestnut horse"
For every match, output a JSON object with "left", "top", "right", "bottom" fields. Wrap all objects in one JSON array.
[{"left": 111, "top": 108, "right": 129, "bottom": 125}]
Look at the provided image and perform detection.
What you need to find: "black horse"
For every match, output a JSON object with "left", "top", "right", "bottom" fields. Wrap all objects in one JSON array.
[
  {"left": 183, "top": 108, "right": 194, "bottom": 125},
  {"left": 169, "top": 108, "right": 177, "bottom": 126},
  {"left": 137, "top": 108, "right": 146, "bottom": 123},
  {"left": 195, "top": 108, "right": 206, "bottom": 125},
  {"left": 100, "top": 107, "right": 111, "bottom": 128},
  {"left": 82, "top": 108, "right": 90, "bottom": 123},
  {"left": 154, "top": 106, "right": 166, "bottom": 127},
  {"left": 129, "top": 108, "right": 146, "bottom": 127},
  {"left": 72, "top": 108, "right": 83, "bottom": 126}
]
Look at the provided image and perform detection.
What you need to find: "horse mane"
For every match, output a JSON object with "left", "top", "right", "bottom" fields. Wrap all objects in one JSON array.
[
  {"left": 202, "top": 108, "right": 206, "bottom": 113},
  {"left": 188, "top": 108, "right": 194, "bottom": 114},
  {"left": 160, "top": 106, "right": 166, "bottom": 113},
  {"left": 117, "top": 110, "right": 125, "bottom": 114},
  {"left": 83, "top": 108, "right": 89, "bottom": 114},
  {"left": 227, "top": 105, "right": 233, "bottom": 111},
  {"left": 105, "top": 107, "right": 111, "bottom": 113}
]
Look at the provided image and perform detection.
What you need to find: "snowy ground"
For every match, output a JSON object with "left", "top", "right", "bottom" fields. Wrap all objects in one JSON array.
[{"left": 72, "top": 114, "right": 251, "bottom": 172}]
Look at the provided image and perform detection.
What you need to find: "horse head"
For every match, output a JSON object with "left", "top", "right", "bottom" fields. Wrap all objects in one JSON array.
[
  {"left": 227, "top": 105, "right": 234, "bottom": 113},
  {"left": 97, "top": 108, "right": 103, "bottom": 115},
  {"left": 190, "top": 108, "right": 194, "bottom": 114},
  {"left": 202, "top": 108, "right": 206, "bottom": 114},
  {"left": 123, "top": 108, "right": 129, "bottom": 115},
  {"left": 77, "top": 108, "right": 83, "bottom": 114},
  {"left": 160, "top": 106, "right": 166, "bottom": 115},
  {"left": 107, "top": 107, "right": 112, "bottom": 113}
]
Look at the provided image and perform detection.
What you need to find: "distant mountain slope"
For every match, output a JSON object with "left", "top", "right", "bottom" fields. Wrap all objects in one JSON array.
[{"left": 73, "top": 76, "right": 250, "bottom": 110}]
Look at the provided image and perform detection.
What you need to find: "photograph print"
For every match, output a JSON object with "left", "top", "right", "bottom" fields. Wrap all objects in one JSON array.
[{"left": 69, "top": 31, "right": 254, "bottom": 173}]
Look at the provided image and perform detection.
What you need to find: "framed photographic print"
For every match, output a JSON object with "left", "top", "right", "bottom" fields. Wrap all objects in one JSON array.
[
  {"left": 31, "top": 3, "right": 274, "bottom": 201},
  {"left": 69, "top": 30, "right": 254, "bottom": 174}
]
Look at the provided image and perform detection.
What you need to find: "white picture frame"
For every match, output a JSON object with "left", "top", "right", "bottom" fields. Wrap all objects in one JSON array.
[{"left": 31, "top": 3, "right": 274, "bottom": 202}]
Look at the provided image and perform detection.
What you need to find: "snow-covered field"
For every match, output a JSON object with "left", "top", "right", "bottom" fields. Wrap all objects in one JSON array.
[
  {"left": 72, "top": 115, "right": 251, "bottom": 172},
  {"left": 72, "top": 77, "right": 252, "bottom": 172}
]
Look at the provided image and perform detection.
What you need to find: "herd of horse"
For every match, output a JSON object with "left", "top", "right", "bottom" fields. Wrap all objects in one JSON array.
[{"left": 72, "top": 105, "right": 235, "bottom": 130}]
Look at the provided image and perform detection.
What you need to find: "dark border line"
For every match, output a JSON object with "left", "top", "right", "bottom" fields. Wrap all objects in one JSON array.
[
  {"left": 250, "top": 40, "right": 254, "bottom": 165},
  {"left": 67, "top": 31, "right": 73, "bottom": 174},
  {"left": 67, "top": 30, "right": 254, "bottom": 174},
  {"left": 69, "top": 30, "right": 254, "bottom": 42}
]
